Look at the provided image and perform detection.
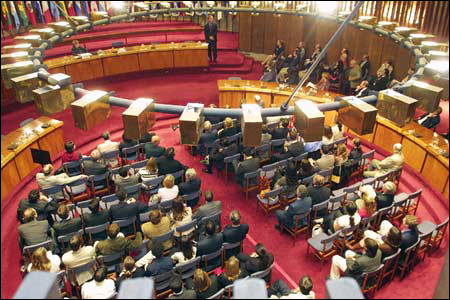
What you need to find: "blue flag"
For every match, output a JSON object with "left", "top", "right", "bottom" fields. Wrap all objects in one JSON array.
[
  {"left": 34, "top": 1, "right": 44, "bottom": 23},
  {"left": 81, "top": 1, "right": 89, "bottom": 15},
  {"left": 74, "top": 1, "right": 82, "bottom": 16},
  {"left": 9, "top": 1, "right": 21, "bottom": 29},
  {"left": 49, "top": 1, "right": 60, "bottom": 20},
  {"left": 98, "top": 1, "right": 104, "bottom": 12}
]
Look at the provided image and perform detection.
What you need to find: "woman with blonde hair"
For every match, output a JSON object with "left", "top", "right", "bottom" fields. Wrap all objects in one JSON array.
[
  {"left": 193, "top": 269, "right": 220, "bottom": 299},
  {"left": 335, "top": 144, "right": 349, "bottom": 167},
  {"left": 218, "top": 256, "right": 249, "bottom": 288},
  {"left": 27, "top": 247, "right": 61, "bottom": 273},
  {"left": 218, "top": 117, "right": 238, "bottom": 139},
  {"left": 356, "top": 185, "right": 377, "bottom": 218},
  {"left": 317, "top": 72, "right": 330, "bottom": 91},
  {"left": 157, "top": 174, "right": 179, "bottom": 202},
  {"left": 139, "top": 157, "right": 158, "bottom": 180},
  {"left": 116, "top": 256, "right": 145, "bottom": 290}
]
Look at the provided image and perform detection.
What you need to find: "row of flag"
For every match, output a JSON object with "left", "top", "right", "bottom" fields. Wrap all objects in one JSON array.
[{"left": 1, "top": 1, "right": 114, "bottom": 31}]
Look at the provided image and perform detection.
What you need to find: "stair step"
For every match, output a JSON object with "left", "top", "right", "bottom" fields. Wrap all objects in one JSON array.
[{"left": 209, "top": 57, "right": 255, "bottom": 74}]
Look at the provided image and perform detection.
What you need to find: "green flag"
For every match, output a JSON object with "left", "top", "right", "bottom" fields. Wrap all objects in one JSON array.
[{"left": 17, "top": 1, "right": 29, "bottom": 26}]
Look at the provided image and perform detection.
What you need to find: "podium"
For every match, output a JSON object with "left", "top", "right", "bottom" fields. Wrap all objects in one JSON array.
[
  {"left": 179, "top": 103, "right": 204, "bottom": 146},
  {"left": 122, "top": 98, "right": 156, "bottom": 140},
  {"left": 294, "top": 100, "right": 325, "bottom": 142},
  {"left": 241, "top": 104, "right": 263, "bottom": 147},
  {"left": 71, "top": 91, "right": 111, "bottom": 130},
  {"left": 11, "top": 72, "right": 43, "bottom": 103},
  {"left": 377, "top": 89, "right": 418, "bottom": 127},
  {"left": 338, "top": 96, "right": 378, "bottom": 136}
]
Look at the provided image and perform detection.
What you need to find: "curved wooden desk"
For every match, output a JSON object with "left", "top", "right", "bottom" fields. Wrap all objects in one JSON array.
[
  {"left": 1, "top": 117, "right": 64, "bottom": 203},
  {"left": 348, "top": 117, "right": 449, "bottom": 200},
  {"left": 45, "top": 42, "right": 209, "bottom": 83}
]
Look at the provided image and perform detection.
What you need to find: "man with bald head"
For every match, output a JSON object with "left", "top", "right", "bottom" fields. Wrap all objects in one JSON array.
[
  {"left": 145, "top": 135, "right": 166, "bottom": 159},
  {"left": 83, "top": 149, "right": 108, "bottom": 176}
]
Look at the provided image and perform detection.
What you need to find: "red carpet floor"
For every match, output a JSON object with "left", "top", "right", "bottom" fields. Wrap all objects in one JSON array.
[{"left": 1, "top": 67, "right": 449, "bottom": 299}]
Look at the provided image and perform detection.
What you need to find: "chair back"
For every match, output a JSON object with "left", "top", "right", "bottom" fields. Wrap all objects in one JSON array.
[
  {"left": 223, "top": 242, "right": 242, "bottom": 259},
  {"left": 277, "top": 159, "right": 290, "bottom": 169},
  {"left": 261, "top": 187, "right": 282, "bottom": 199},
  {"left": 311, "top": 200, "right": 329, "bottom": 219},
  {"left": 153, "top": 230, "right": 174, "bottom": 245},
  {"left": 142, "top": 175, "right": 164, "bottom": 189},
  {"left": 41, "top": 184, "right": 65, "bottom": 199},
  {"left": 328, "top": 193, "right": 346, "bottom": 212},
  {"left": 160, "top": 199, "right": 174, "bottom": 214},
  {"left": 244, "top": 169, "right": 261, "bottom": 183},
  {"left": 175, "top": 219, "right": 197, "bottom": 236},
  {"left": 436, "top": 217, "right": 449, "bottom": 233},
  {"left": 67, "top": 178, "right": 88, "bottom": 196},
  {"left": 124, "top": 184, "right": 141, "bottom": 200},
  {"left": 131, "top": 160, "right": 148, "bottom": 172},
  {"left": 182, "top": 191, "right": 201, "bottom": 203},
  {"left": 75, "top": 199, "right": 92, "bottom": 217},
  {"left": 335, "top": 136, "right": 348, "bottom": 145},
  {"left": 271, "top": 139, "right": 285, "bottom": 147},
  {"left": 403, "top": 239, "right": 420, "bottom": 266},
  {"left": 101, "top": 194, "right": 119, "bottom": 209},
  {"left": 211, "top": 122, "right": 224, "bottom": 131},
  {"left": 261, "top": 162, "right": 278, "bottom": 180},
  {"left": 361, "top": 264, "right": 384, "bottom": 291},
  {"left": 207, "top": 288, "right": 225, "bottom": 299},
  {"left": 382, "top": 248, "right": 401, "bottom": 270},
  {"left": 67, "top": 259, "right": 97, "bottom": 286},
  {"left": 139, "top": 211, "right": 152, "bottom": 223},
  {"left": 321, "top": 230, "right": 341, "bottom": 251},
  {"left": 301, "top": 175, "right": 314, "bottom": 186},
  {"left": 123, "top": 144, "right": 141, "bottom": 161},
  {"left": 293, "top": 152, "right": 308, "bottom": 163},
  {"left": 255, "top": 143, "right": 270, "bottom": 154},
  {"left": 171, "top": 170, "right": 185, "bottom": 182},
  {"left": 250, "top": 263, "right": 274, "bottom": 282},
  {"left": 202, "top": 246, "right": 224, "bottom": 271},
  {"left": 293, "top": 209, "right": 311, "bottom": 230},
  {"left": 175, "top": 256, "right": 201, "bottom": 279},
  {"left": 152, "top": 270, "right": 174, "bottom": 292},
  {"left": 201, "top": 211, "right": 222, "bottom": 229},
  {"left": 23, "top": 240, "right": 53, "bottom": 258},
  {"left": 228, "top": 133, "right": 242, "bottom": 144},
  {"left": 361, "top": 150, "right": 375, "bottom": 164},
  {"left": 63, "top": 160, "right": 82, "bottom": 176},
  {"left": 52, "top": 203, "right": 75, "bottom": 222},
  {"left": 318, "top": 168, "right": 332, "bottom": 179},
  {"left": 90, "top": 172, "right": 110, "bottom": 190},
  {"left": 57, "top": 229, "right": 84, "bottom": 250},
  {"left": 101, "top": 149, "right": 119, "bottom": 160},
  {"left": 224, "top": 153, "right": 240, "bottom": 164},
  {"left": 97, "top": 251, "right": 124, "bottom": 271},
  {"left": 85, "top": 223, "right": 109, "bottom": 243},
  {"left": 112, "top": 217, "right": 137, "bottom": 236}
]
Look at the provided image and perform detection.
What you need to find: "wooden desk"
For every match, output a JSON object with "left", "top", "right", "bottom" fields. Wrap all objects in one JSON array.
[
  {"left": 45, "top": 43, "right": 208, "bottom": 83},
  {"left": 348, "top": 116, "right": 449, "bottom": 197},
  {"left": 1, "top": 117, "right": 64, "bottom": 203}
]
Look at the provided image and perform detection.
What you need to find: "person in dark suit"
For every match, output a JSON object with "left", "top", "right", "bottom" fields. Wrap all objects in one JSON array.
[
  {"left": 360, "top": 54, "right": 370, "bottom": 81},
  {"left": 18, "top": 208, "right": 54, "bottom": 250},
  {"left": 178, "top": 168, "right": 202, "bottom": 208},
  {"left": 275, "top": 185, "right": 312, "bottom": 231},
  {"left": 223, "top": 211, "right": 249, "bottom": 257},
  {"left": 417, "top": 107, "right": 443, "bottom": 129},
  {"left": 145, "top": 242, "right": 173, "bottom": 277},
  {"left": 355, "top": 80, "right": 370, "bottom": 98},
  {"left": 204, "top": 14, "right": 218, "bottom": 62},
  {"left": 198, "top": 121, "right": 218, "bottom": 150},
  {"left": 273, "top": 130, "right": 305, "bottom": 162},
  {"left": 217, "top": 118, "right": 238, "bottom": 140},
  {"left": 400, "top": 215, "right": 420, "bottom": 261},
  {"left": 197, "top": 220, "right": 223, "bottom": 268},
  {"left": 235, "top": 149, "right": 260, "bottom": 188},
  {"left": 237, "top": 243, "right": 274, "bottom": 275},
  {"left": 157, "top": 147, "right": 185, "bottom": 176},
  {"left": 109, "top": 189, "right": 147, "bottom": 222},
  {"left": 71, "top": 40, "right": 87, "bottom": 55},
  {"left": 370, "top": 68, "right": 390, "bottom": 91},
  {"left": 202, "top": 137, "right": 240, "bottom": 174},
  {"left": 349, "top": 138, "right": 363, "bottom": 161},
  {"left": 96, "top": 223, "right": 143, "bottom": 256},
  {"left": 168, "top": 276, "right": 197, "bottom": 299},
  {"left": 270, "top": 119, "right": 290, "bottom": 140},
  {"left": 307, "top": 175, "right": 331, "bottom": 217},
  {"left": 83, "top": 198, "right": 110, "bottom": 228},
  {"left": 376, "top": 181, "right": 396, "bottom": 210},
  {"left": 119, "top": 133, "right": 138, "bottom": 159},
  {"left": 193, "top": 190, "right": 222, "bottom": 223},
  {"left": 83, "top": 149, "right": 109, "bottom": 176},
  {"left": 53, "top": 204, "right": 82, "bottom": 238},
  {"left": 17, "top": 189, "right": 57, "bottom": 224},
  {"left": 144, "top": 135, "right": 166, "bottom": 159},
  {"left": 139, "top": 131, "right": 155, "bottom": 144}
]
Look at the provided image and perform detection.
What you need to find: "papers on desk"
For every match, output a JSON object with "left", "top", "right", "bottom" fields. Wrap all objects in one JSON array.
[{"left": 75, "top": 53, "right": 93, "bottom": 59}]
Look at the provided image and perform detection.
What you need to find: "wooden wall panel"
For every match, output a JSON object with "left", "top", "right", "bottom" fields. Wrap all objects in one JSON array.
[
  {"left": 277, "top": 15, "right": 293, "bottom": 53},
  {"left": 381, "top": 38, "right": 400, "bottom": 78},
  {"left": 239, "top": 13, "right": 252, "bottom": 52},
  {"left": 353, "top": 28, "right": 370, "bottom": 62},
  {"left": 250, "top": 14, "right": 266, "bottom": 54},
  {"left": 395, "top": 45, "right": 413, "bottom": 81},
  {"left": 263, "top": 14, "right": 278, "bottom": 55},
  {"left": 368, "top": 34, "right": 386, "bottom": 76},
  {"left": 303, "top": 16, "right": 318, "bottom": 58},
  {"left": 290, "top": 16, "right": 305, "bottom": 49}
]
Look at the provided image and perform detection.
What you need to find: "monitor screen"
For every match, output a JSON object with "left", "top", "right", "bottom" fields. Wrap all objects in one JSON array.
[{"left": 31, "top": 148, "right": 51, "bottom": 166}]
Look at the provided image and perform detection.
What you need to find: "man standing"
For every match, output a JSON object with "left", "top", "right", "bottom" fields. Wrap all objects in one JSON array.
[{"left": 205, "top": 14, "right": 218, "bottom": 63}]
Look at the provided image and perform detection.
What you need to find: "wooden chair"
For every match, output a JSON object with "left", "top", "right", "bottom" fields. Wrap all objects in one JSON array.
[
  {"left": 174, "top": 256, "right": 201, "bottom": 280},
  {"left": 418, "top": 217, "right": 449, "bottom": 254},
  {"left": 378, "top": 249, "right": 401, "bottom": 290},
  {"left": 97, "top": 251, "right": 125, "bottom": 273},
  {"left": 89, "top": 172, "right": 112, "bottom": 197},
  {"left": 63, "top": 160, "right": 83, "bottom": 176},
  {"left": 202, "top": 246, "right": 224, "bottom": 274},
  {"left": 122, "top": 144, "right": 142, "bottom": 165},
  {"left": 254, "top": 143, "right": 271, "bottom": 164},
  {"left": 67, "top": 259, "right": 97, "bottom": 298},
  {"left": 271, "top": 139, "right": 286, "bottom": 154},
  {"left": 23, "top": 240, "right": 54, "bottom": 260},
  {"left": 175, "top": 219, "right": 198, "bottom": 244},
  {"left": 57, "top": 229, "right": 84, "bottom": 253},
  {"left": 398, "top": 240, "right": 420, "bottom": 280},
  {"left": 417, "top": 230, "right": 434, "bottom": 262},
  {"left": 41, "top": 184, "right": 68, "bottom": 202},
  {"left": 243, "top": 169, "right": 261, "bottom": 201},
  {"left": 112, "top": 217, "right": 137, "bottom": 238},
  {"left": 256, "top": 187, "right": 282, "bottom": 214},
  {"left": 306, "top": 230, "right": 340, "bottom": 270},
  {"left": 101, "top": 194, "right": 119, "bottom": 209},
  {"left": 406, "top": 189, "right": 423, "bottom": 216},
  {"left": 151, "top": 270, "right": 174, "bottom": 298},
  {"left": 223, "top": 242, "right": 243, "bottom": 260},
  {"left": 153, "top": 230, "right": 175, "bottom": 256},
  {"left": 66, "top": 177, "right": 91, "bottom": 203},
  {"left": 85, "top": 223, "right": 109, "bottom": 244},
  {"left": 328, "top": 193, "right": 346, "bottom": 212},
  {"left": 281, "top": 209, "right": 311, "bottom": 245},
  {"left": 250, "top": 263, "right": 275, "bottom": 287},
  {"left": 224, "top": 153, "right": 240, "bottom": 182},
  {"left": 75, "top": 199, "right": 92, "bottom": 218},
  {"left": 361, "top": 264, "right": 384, "bottom": 299}
]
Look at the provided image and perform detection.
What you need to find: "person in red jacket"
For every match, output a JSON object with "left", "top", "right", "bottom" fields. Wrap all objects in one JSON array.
[{"left": 61, "top": 141, "right": 81, "bottom": 164}]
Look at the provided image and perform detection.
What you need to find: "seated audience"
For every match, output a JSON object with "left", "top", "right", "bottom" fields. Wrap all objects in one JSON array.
[
  {"left": 144, "top": 135, "right": 165, "bottom": 159},
  {"left": 27, "top": 247, "right": 61, "bottom": 273},
  {"left": 171, "top": 197, "right": 194, "bottom": 238},
  {"left": 274, "top": 131, "right": 305, "bottom": 162},
  {"left": 332, "top": 122, "right": 344, "bottom": 141},
  {"left": 119, "top": 133, "right": 138, "bottom": 159},
  {"left": 193, "top": 190, "right": 222, "bottom": 223},
  {"left": 17, "top": 189, "right": 57, "bottom": 223},
  {"left": 116, "top": 256, "right": 145, "bottom": 290},
  {"left": 83, "top": 149, "right": 108, "bottom": 175},
  {"left": 329, "top": 238, "right": 382, "bottom": 282},
  {"left": 261, "top": 61, "right": 278, "bottom": 82},
  {"left": 197, "top": 221, "right": 223, "bottom": 267},
  {"left": 71, "top": 40, "right": 87, "bottom": 55},
  {"left": 110, "top": 189, "right": 147, "bottom": 222},
  {"left": 62, "top": 236, "right": 95, "bottom": 285},
  {"left": 141, "top": 210, "right": 172, "bottom": 251},
  {"left": 61, "top": 140, "right": 81, "bottom": 164},
  {"left": 237, "top": 243, "right": 274, "bottom": 274},
  {"left": 369, "top": 68, "right": 390, "bottom": 91},
  {"left": 145, "top": 242, "right": 173, "bottom": 277},
  {"left": 274, "top": 161, "right": 299, "bottom": 194},
  {"left": 218, "top": 117, "right": 238, "bottom": 140},
  {"left": 179, "top": 168, "right": 202, "bottom": 207},
  {"left": 223, "top": 211, "right": 249, "bottom": 256},
  {"left": 310, "top": 144, "right": 335, "bottom": 171},
  {"left": 417, "top": 107, "right": 443, "bottom": 129},
  {"left": 364, "top": 143, "right": 404, "bottom": 178},
  {"left": 400, "top": 215, "right": 420, "bottom": 261},
  {"left": 308, "top": 175, "right": 331, "bottom": 208},
  {"left": 218, "top": 256, "right": 249, "bottom": 288},
  {"left": 172, "top": 241, "right": 197, "bottom": 266},
  {"left": 390, "top": 67, "right": 416, "bottom": 88},
  {"left": 355, "top": 185, "right": 377, "bottom": 219},
  {"left": 325, "top": 201, "right": 361, "bottom": 234},
  {"left": 198, "top": 121, "right": 218, "bottom": 154},
  {"left": 83, "top": 198, "right": 109, "bottom": 228},
  {"left": 376, "top": 181, "right": 396, "bottom": 210},
  {"left": 52, "top": 203, "right": 82, "bottom": 238},
  {"left": 262, "top": 40, "right": 286, "bottom": 70},
  {"left": 349, "top": 138, "right": 363, "bottom": 161},
  {"left": 269, "top": 275, "right": 315, "bottom": 299},
  {"left": 114, "top": 167, "right": 139, "bottom": 192},
  {"left": 351, "top": 225, "right": 402, "bottom": 260},
  {"left": 355, "top": 80, "right": 370, "bottom": 98},
  {"left": 193, "top": 269, "right": 221, "bottom": 299},
  {"left": 158, "top": 175, "right": 179, "bottom": 202},
  {"left": 377, "top": 60, "right": 394, "bottom": 79},
  {"left": 81, "top": 266, "right": 116, "bottom": 299},
  {"left": 270, "top": 118, "right": 290, "bottom": 140},
  {"left": 168, "top": 276, "right": 197, "bottom": 299},
  {"left": 36, "top": 164, "right": 87, "bottom": 200},
  {"left": 360, "top": 54, "right": 370, "bottom": 81},
  {"left": 158, "top": 147, "right": 185, "bottom": 176},
  {"left": 203, "top": 137, "right": 240, "bottom": 174},
  {"left": 275, "top": 185, "right": 312, "bottom": 231},
  {"left": 322, "top": 126, "right": 334, "bottom": 145},
  {"left": 95, "top": 223, "right": 142, "bottom": 256},
  {"left": 97, "top": 131, "right": 119, "bottom": 167},
  {"left": 138, "top": 157, "right": 159, "bottom": 184},
  {"left": 235, "top": 148, "right": 260, "bottom": 187},
  {"left": 18, "top": 208, "right": 53, "bottom": 249},
  {"left": 298, "top": 159, "right": 315, "bottom": 180}
]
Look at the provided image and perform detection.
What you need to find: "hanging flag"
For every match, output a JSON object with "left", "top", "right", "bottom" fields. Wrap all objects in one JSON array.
[
  {"left": 1, "top": 1, "right": 13, "bottom": 30},
  {"left": 25, "top": 1, "right": 37, "bottom": 26},
  {"left": 74, "top": 1, "right": 82, "bottom": 15},
  {"left": 217, "top": 2, "right": 223, "bottom": 21},
  {"left": 9, "top": 1, "right": 21, "bottom": 29},
  {"left": 67, "top": 1, "right": 75, "bottom": 16},
  {"left": 17, "top": 1, "right": 29, "bottom": 26},
  {"left": 106, "top": 1, "right": 112, "bottom": 16},
  {"left": 81, "top": 1, "right": 89, "bottom": 15},
  {"left": 34, "top": 1, "right": 44, "bottom": 23},
  {"left": 91, "top": 1, "right": 98, "bottom": 12},
  {"left": 42, "top": 1, "right": 52, "bottom": 22},
  {"left": 57, "top": 1, "right": 68, "bottom": 17},
  {"left": 98, "top": 1, "right": 105, "bottom": 12},
  {"left": 49, "top": 1, "right": 60, "bottom": 21}
]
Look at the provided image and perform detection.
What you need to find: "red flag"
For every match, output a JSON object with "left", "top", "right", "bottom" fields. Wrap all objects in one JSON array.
[
  {"left": 42, "top": 1, "right": 52, "bottom": 23},
  {"left": 67, "top": 1, "right": 75, "bottom": 16},
  {"left": 25, "top": 1, "right": 37, "bottom": 26}
]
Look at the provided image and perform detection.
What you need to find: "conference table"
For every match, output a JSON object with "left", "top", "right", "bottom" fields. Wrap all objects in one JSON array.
[
  {"left": 1, "top": 117, "right": 65, "bottom": 203},
  {"left": 45, "top": 42, "right": 209, "bottom": 83}
]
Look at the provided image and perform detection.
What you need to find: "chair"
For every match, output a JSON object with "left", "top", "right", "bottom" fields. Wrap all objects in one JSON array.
[
  {"left": 310, "top": 200, "right": 329, "bottom": 229},
  {"left": 89, "top": 172, "right": 111, "bottom": 197},
  {"left": 389, "top": 166, "right": 403, "bottom": 185},
  {"left": 318, "top": 169, "right": 332, "bottom": 183},
  {"left": 361, "top": 264, "right": 384, "bottom": 298},
  {"left": 343, "top": 182, "right": 361, "bottom": 204},
  {"left": 130, "top": 159, "right": 148, "bottom": 174},
  {"left": 243, "top": 169, "right": 261, "bottom": 200},
  {"left": 228, "top": 133, "right": 242, "bottom": 144},
  {"left": 101, "top": 149, "right": 119, "bottom": 167},
  {"left": 175, "top": 219, "right": 198, "bottom": 243},
  {"left": 250, "top": 263, "right": 274, "bottom": 286},
  {"left": 171, "top": 169, "right": 185, "bottom": 184},
  {"left": 160, "top": 199, "right": 174, "bottom": 215},
  {"left": 41, "top": 184, "right": 67, "bottom": 202},
  {"left": 200, "top": 211, "right": 222, "bottom": 232},
  {"left": 335, "top": 136, "right": 348, "bottom": 146},
  {"left": 281, "top": 209, "right": 311, "bottom": 245},
  {"left": 207, "top": 289, "right": 225, "bottom": 299},
  {"left": 398, "top": 240, "right": 420, "bottom": 280},
  {"left": 374, "top": 172, "right": 391, "bottom": 191},
  {"left": 223, "top": 242, "right": 243, "bottom": 260},
  {"left": 57, "top": 229, "right": 84, "bottom": 253},
  {"left": 373, "top": 205, "right": 393, "bottom": 232},
  {"left": 63, "top": 160, "right": 83, "bottom": 176},
  {"left": 66, "top": 178, "right": 90, "bottom": 203},
  {"left": 122, "top": 144, "right": 142, "bottom": 165},
  {"left": 124, "top": 183, "right": 141, "bottom": 201},
  {"left": 354, "top": 150, "right": 375, "bottom": 177},
  {"left": 97, "top": 251, "right": 125, "bottom": 273},
  {"left": 224, "top": 154, "right": 240, "bottom": 181},
  {"left": 362, "top": 177, "right": 376, "bottom": 186},
  {"left": 328, "top": 193, "right": 346, "bottom": 212},
  {"left": 174, "top": 256, "right": 201, "bottom": 280},
  {"left": 85, "top": 223, "right": 109, "bottom": 244},
  {"left": 75, "top": 199, "right": 92, "bottom": 217},
  {"left": 406, "top": 189, "right": 423, "bottom": 216},
  {"left": 20, "top": 118, "right": 34, "bottom": 127},
  {"left": 67, "top": 259, "right": 97, "bottom": 298},
  {"left": 112, "top": 217, "right": 137, "bottom": 238},
  {"left": 418, "top": 230, "right": 434, "bottom": 262},
  {"left": 202, "top": 246, "right": 224, "bottom": 273},
  {"left": 301, "top": 174, "right": 315, "bottom": 186},
  {"left": 211, "top": 121, "right": 224, "bottom": 131},
  {"left": 23, "top": 240, "right": 53, "bottom": 260},
  {"left": 153, "top": 230, "right": 175, "bottom": 255},
  {"left": 418, "top": 217, "right": 449, "bottom": 253},
  {"left": 260, "top": 162, "right": 279, "bottom": 182},
  {"left": 379, "top": 249, "right": 401, "bottom": 289},
  {"left": 101, "top": 194, "right": 119, "bottom": 209},
  {"left": 254, "top": 143, "right": 271, "bottom": 164},
  {"left": 152, "top": 270, "right": 174, "bottom": 298},
  {"left": 306, "top": 230, "right": 340, "bottom": 270},
  {"left": 182, "top": 190, "right": 202, "bottom": 208},
  {"left": 271, "top": 139, "right": 286, "bottom": 154},
  {"left": 292, "top": 152, "right": 308, "bottom": 166},
  {"left": 257, "top": 187, "right": 282, "bottom": 214},
  {"left": 138, "top": 205, "right": 159, "bottom": 223},
  {"left": 133, "top": 239, "right": 150, "bottom": 261}
]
